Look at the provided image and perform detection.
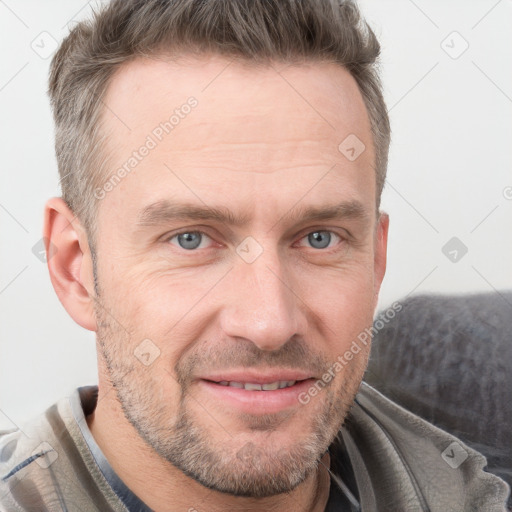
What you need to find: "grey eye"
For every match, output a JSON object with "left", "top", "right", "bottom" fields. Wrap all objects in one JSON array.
[
  {"left": 176, "top": 232, "right": 203, "bottom": 250},
  {"left": 308, "top": 231, "right": 332, "bottom": 249}
]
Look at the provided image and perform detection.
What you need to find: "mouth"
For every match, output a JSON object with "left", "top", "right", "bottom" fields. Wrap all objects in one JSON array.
[
  {"left": 210, "top": 379, "right": 300, "bottom": 391},
  {"left": 197, "top": 372, "right": 317, "bottom": 415}
]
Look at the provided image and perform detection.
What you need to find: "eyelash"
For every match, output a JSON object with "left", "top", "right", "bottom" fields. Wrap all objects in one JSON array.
[{"left": 165, "top": 229, "right": 345, "bottom": 252}]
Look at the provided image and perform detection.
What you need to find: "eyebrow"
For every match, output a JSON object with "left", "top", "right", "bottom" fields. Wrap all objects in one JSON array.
[{"left": 136, "top": 199, "right": 370, "bottom": 228}]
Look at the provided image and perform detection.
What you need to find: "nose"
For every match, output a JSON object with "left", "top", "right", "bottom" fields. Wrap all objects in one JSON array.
[{"left": 219, "top": 250, "right": 307, "bottom": 352}]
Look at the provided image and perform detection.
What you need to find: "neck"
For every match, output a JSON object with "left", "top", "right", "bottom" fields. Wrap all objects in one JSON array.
[{"left": 86, "top": 384, "right": 331, "bottom": 512}]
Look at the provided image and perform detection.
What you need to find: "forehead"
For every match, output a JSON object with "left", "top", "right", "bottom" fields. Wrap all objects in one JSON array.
[
  {"left": 97, "top": 54, "right": 375, "bottom": 225},
  {"left": 105, "top": 53, "right": 368, "bottom": 120},
  {"left": 102, "top": 54, "right": 372, "bottom": 164}
]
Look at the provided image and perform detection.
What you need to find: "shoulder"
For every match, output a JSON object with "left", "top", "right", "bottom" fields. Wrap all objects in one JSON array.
[
  {"left": 342, "top": 382, "right": 510, "bottom": 511},
  {"left": 0, "top": 398, "right": 64, "bottom": 475},
  {"left": 0, "top": 391, "right": 108, "bottom": 511}
]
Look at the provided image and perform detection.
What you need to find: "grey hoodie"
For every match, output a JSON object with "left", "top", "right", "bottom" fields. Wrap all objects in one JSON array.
[{"left": 0, "top": 383, "right": 509, "bottom": 511}]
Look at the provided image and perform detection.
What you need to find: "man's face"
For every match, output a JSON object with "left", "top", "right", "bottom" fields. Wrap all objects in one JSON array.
[{"left": 92, "top": 55, "right": 386, "bottom": 497}]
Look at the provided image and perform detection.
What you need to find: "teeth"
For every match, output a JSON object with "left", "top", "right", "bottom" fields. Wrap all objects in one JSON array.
[
  {"left": 262, "top": 382, "right": 280, "bottom": 391},
  {"left": 217, "top": 380, "right": 297, "bottom": 390},
  {"left": 244, "top": 382, "right": 262, "bottom": 391}
]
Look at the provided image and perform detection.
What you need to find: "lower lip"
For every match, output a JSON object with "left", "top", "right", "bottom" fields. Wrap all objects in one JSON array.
[{"left": 198, "top": 379, "right": 316, "bottom": 415}]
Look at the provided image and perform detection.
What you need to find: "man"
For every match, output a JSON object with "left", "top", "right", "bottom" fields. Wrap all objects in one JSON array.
[{"left": 0, "top": 0, "right": 509, "bottom": 510}]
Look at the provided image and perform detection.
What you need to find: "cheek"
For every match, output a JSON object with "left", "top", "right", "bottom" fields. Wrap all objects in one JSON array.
[
  {"left": 103, "top": 262, "right": 207, "bottom": 322},
  {"left": 104, "top": 270, "right": 219, "bottom": 374},
  {"left": 128, "top": 270, "right": 220, "bottom": 328},
  {"left": 302, "top": 262, "right": 376, "bottom": 313},
  {"left": 299, "top": 265, "right": 376, "bottom": 351}
]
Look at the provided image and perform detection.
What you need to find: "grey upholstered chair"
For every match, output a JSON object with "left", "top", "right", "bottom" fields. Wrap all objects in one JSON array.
[{"left": 364, "top": 292, "right": 512, "bottom": 508}]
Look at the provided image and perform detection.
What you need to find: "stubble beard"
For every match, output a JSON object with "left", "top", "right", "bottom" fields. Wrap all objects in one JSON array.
[{"left": 93, "top": 294, "right": 366, "bottom": 498}]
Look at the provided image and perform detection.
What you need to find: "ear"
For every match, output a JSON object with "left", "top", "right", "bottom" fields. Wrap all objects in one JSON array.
[
  {"left": 43, "top": 197, "right": 97, "bottom": 331},
  {"left": 373, "top": 211, "right": 389, "bottom": 307}
]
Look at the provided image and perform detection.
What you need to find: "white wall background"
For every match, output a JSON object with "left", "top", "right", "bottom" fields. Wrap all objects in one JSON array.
[{"left": 1, "top": 0, "right": 511, "bottom": 428}]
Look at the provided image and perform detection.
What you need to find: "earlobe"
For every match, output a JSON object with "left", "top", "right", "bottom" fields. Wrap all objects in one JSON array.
[{"left": 43, "top": 197, "right": 97, "bottom": 331}]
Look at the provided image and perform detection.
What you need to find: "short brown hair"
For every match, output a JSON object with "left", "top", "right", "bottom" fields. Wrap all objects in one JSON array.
[{"left": 49, "top": 0, "right": 390, "bottom": 245}]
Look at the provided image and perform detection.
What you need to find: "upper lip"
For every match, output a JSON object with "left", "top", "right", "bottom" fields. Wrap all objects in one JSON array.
[{"left": 199, "top": 370, "right": 315, "bottom": 384}]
